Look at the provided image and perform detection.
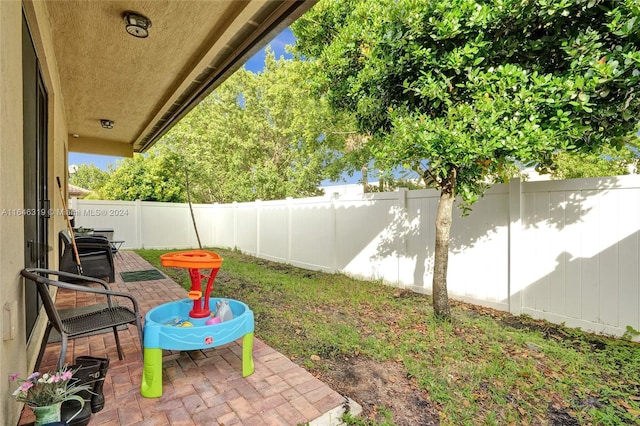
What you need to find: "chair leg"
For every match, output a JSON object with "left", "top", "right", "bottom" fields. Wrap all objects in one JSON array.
[
  {"left": 113, "top": 326, "right": 124, "bottom": 360},
  {"left": 136, "top": 319, "right": 144, "bottom": 349},
  {"left": 35, "top": 324, "right": 53, "bottom": 372},
  {"left": 59, "top": 333, "right": 69, "bottom": 370}
]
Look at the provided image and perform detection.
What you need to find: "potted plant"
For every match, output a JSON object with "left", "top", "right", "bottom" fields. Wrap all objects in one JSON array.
[{"left": 10, "top": 367, "right": 90, "bottom": 425}]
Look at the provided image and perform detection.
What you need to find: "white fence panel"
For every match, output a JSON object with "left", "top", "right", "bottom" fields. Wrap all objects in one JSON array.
[
  {"left": 257, "top": 199, "right": 289, "bottom": 264},
  {"left": 214, "top": 204, "right": 238, "bottom": 251},
  {"left": 140, "top": 202, "right": 193, "bottom": 249},
  {"left": 448, "top": 187, "right": 510, "bottom": 309},
  {"left": 70, "top": 174, "right": 640, "bottom": 338},
  {"left": 288, "top": 197, "right": 336, "bottom": 272},
  {"left": 404, "top": 190, "right": 438, "bottom": 293},
  {"left": 617, "top": 191, "right": 640, "bottom": 329},
  {"left": 192, "top": 204, "right": 216, "bottom": 247},
  {"left": 233, "top": 202, "right": 258, "bottom": 256},
  {"left": 520, "top": 176, "right": 640, "bottom": 336},
  {"left": 335, "top": 192, "right": 402, "bottom": 283}
]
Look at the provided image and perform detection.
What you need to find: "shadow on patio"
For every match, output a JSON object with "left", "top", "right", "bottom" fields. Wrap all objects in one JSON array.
[{"left": 19, "top": 251, "right": 356, "bottom": 426}]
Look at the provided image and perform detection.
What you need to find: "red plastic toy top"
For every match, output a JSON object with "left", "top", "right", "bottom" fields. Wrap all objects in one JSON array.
[
  {"left": 160, "top": 250, "right": 223, "bottom": 269},
  {"left": 160, "top": 250, "right": 224, "bottom": 318}
]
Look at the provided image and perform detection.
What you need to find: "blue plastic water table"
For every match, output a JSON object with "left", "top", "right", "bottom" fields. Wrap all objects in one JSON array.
[
  {"left": 140, "top": 250, "right": 254, "bottom": 398},
  {"left": 140, "top": 297, "right": 255, "bottom": 398}
]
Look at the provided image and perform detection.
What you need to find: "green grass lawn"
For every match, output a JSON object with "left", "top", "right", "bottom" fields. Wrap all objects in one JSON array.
[{"left": 136, "top": 247, "right": 640, "bottom": 425}]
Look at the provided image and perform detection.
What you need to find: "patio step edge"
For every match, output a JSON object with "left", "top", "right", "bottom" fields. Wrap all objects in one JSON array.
[{"left": 308, "top": 397, "right": 363, "bottom": 426}]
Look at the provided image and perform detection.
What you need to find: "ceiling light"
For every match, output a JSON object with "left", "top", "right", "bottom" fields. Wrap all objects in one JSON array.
[
  {"left": 100, "top": 119, "right": 114, "bottom": 129},
  {"left": 124, "top": 12, "right": 152, "bottom": 38}
]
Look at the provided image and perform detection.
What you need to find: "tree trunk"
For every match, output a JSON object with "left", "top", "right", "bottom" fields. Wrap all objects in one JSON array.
[{"left": 432, "top": 175, "right": 455, "bottom": 320}]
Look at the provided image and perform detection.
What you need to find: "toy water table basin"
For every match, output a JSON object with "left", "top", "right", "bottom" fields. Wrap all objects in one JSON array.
[
  {"left": 141, "top": 298, "right": 255, "bottom": 398},
  {"left": 160, "top": 250, "right": 223, "bottom": 319}
]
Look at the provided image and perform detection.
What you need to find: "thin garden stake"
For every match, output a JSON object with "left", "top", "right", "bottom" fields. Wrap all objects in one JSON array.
[
  {"left": 56, "top": 176, "right": 83, "bottom": 274},
  {"left": 182, "top": 140, "right": 202, "bottom": 249}
]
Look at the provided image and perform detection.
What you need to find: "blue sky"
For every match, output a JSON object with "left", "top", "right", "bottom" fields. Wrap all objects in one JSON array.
[{"left": 68, "top": 28, "right": 297, "bottom": 172}]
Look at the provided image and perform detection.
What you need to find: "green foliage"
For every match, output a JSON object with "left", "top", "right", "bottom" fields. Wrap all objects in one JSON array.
[
  {"left": 293, "top": 0, "right": 640, "bottom": 205},
  {"left": 94, "top": 52, "right": 358, "bottom": 203},
  {"left": 69, "top": 163, "right": 109, "bottom": 195},
  {"left": 100, "top": 147, "right": 186, "bottom": 202},
  {"left": 342, "top": 406, "right": 394, "bottom": 426},
  {"left": 622, "top": 325, "right": 640, "bottom": 341},
  {"left": 551, "top": 144, "right": 639, "bottom": 179},
  {"left": 83, "top": 191, "right": 104, "bottom": 200},
  {"left": 160, "top": 51, "right": 357, "bottom": 203}
]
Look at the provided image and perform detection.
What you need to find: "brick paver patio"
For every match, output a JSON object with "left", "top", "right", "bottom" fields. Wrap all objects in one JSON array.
[{"left": 19, "top": 251, "right": 357, "bottom": 425}]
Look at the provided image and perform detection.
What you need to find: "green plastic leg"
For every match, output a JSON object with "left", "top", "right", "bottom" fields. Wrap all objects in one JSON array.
[
  {"left": 242, "top": 331, "right": 255, "bottom": 377},
  {"left": 141, "top": 347, "right": 163, "bottom": 398}
]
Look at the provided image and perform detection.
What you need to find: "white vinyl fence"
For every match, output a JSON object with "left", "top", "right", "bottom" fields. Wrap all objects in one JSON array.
[{"left": 69, "top": 175, "right": 640, "bottom": 338}]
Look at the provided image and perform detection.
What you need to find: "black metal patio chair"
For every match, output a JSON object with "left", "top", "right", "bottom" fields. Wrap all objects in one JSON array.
[
  {"left": 59, "top": 230, "right": 115, "bottom": 282},
  {"left": 21, "top": 268, "right": 143, "bottom": 370}
]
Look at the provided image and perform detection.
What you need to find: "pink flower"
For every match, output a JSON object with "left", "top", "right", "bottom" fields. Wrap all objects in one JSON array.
[
  {"left": 19, "top": 381, "right": 34, "bottom": 392},
  {"left": 10, "top": 366, "right": 90, "bottom": 407},
  {"left": 9, "top": 373, "right": 19, "bottom": 381}
]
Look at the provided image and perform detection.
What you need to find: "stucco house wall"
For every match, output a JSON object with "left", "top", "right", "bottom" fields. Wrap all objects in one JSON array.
[{"left": 0, "top": 2, "right": 68, "bottom": 423}]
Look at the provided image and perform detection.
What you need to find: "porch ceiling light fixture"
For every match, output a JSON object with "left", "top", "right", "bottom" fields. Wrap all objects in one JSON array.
[
  {"left": 100, "top": 119, "right": 114, "bottom": 129},
  {"left": 123, "top": 12, "right": 152, "bottom": 38}
]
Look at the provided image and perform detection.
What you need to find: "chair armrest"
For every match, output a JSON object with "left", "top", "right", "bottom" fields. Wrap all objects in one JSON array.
[
  {"left": 34, "top": 268, "right": 111, "bottom": 290},
  {"left": 75, "top": 236, "right": 110, "bottom": 245},
  {"left": 74, "top": 238, "right": 113, "bottom": 256},
  {"left": 22, "top": 268, "right": 140, "bottom": 313}
]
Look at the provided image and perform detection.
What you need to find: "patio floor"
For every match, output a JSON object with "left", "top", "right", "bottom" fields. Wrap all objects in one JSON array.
[{"left": 19, "top": 251, "right": 358, "bottom": 425}]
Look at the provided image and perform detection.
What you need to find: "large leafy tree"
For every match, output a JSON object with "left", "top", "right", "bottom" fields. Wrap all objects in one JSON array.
[
  {"left": 551, "top": 145, "right": 639, "bottom": 179},
  {"left": 293, "top": 0, "right": 640, "bottom": 318},
  {"left": 161, "top": 51, "right": 356, "bottom": 203},
  {"left": 69, "top": 163, "right": 109, "bottom": 195},
  {"left": 101, "top": 146, "right": 186, "bottom": 202}
]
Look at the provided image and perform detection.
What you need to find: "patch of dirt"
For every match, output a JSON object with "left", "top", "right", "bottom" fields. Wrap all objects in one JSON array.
[
  {"left": 313, "top": 358, "right": 440, "bottom": 425},
  {"left": 499, "top": 315, "right": 609, "bottom": 351},
  {"left": 548, "top": 403, "right": 581, "bottom": 426}
]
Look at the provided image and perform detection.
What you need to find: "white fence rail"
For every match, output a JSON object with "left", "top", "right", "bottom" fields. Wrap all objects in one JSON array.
[{"left": 69, "top": 175, "right": 640, "bottom": 338}]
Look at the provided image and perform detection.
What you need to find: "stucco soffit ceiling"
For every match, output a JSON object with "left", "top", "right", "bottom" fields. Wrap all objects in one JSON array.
[{"left": 50, "top": 0, "right": 317, "bottom": 156}]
